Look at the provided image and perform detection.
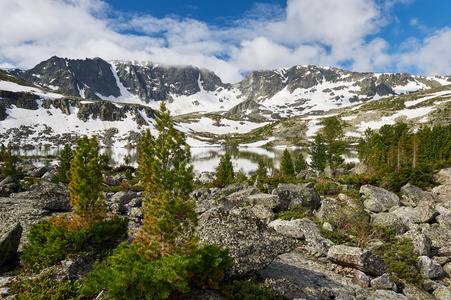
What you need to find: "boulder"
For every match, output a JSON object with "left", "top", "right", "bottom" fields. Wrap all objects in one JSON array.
[
  {"left": 269, "top": 218, "right": 333, "bottom": 256},
  {"left": 360, "top": 185, "right": 400, "bottom": 213},
  {"left": 226, "top": 187, "right": 261, "bottom": 204},
  {"left": 370, "top": 273, "right": 396, "bottom": 291},
  {"left": 268, "top": 219, "right": 305, "bottom": 239},
  {"left": 353, "top": 270, "right": 370, "bottom": 288},
  {"left": 371, "top": 212, "right": 408, "bottom": 235},
  {"left": 272, "top": 183, "right": 321, "bottom": 212},
  {"left": 196, "top": 207, "right": 297, "bottom": 277},
  {"left": 432, "top": 284, "right": 451, "bottom": 300},
  {"left": 29, "top": 182, "right": 71, "bottom": 212},
  {"left": 110, "top": 191, "right": 140, "bottom": 214},
  {"left": 403, "top": 230, "right": 432, "bottom": 257},
  {"left": 402, "top": 284, "right": 435, "bottom": 300},
  {"left": 221, "top": 182, "right": 249, "bottom": 197},
  {"left": 0, "top": 223, "right": 22, "bottom": 267},
  {"left": 26, "top": 166, "right": 48, "bottom": 178},
  {"left": 246, "top": 193, "right": 280, "bottom": 210},
  {"left": 315, "top": 198, "right": 350, "bottom": 222},
  {"left": 196, "top": 172, "right": 215, "bottom": 185},
  {"left": 435, "top": 168, "right": 451, "bottom": 185},
  {"left": 327, "top": 245, "right": 387, "bottom": 276},
  {"left": 250, "top": 205, "right": 275, "bottom": 223},
  {"left": 432, "top": 184, "right": 451, "bottom": 203},
  {"left": 417, "top": 256, "right": 445, "bottom": 279},
  {"left": 103, "top": 174, "right": 121, "bottom": 186},
  {"left": 50, "top": 256, "right": 95, "bottom": 282},
  {"left": 401, "top": 183, "right": 435, "bottom": 205}
]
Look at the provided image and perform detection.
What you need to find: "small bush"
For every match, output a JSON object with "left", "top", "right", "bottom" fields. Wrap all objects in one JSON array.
[
  {"left": 9, "top": 269, "right": 85, "bottom": 300},
  {"left": 373, "top": 236, "right": 424, "bottom": 287},
  {"left": 21, "top": 215, "right": 128, "bottom": 272}
]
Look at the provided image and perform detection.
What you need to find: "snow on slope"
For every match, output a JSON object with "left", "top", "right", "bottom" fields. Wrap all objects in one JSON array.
[{"left": 0, "top": 80, "right": 62, "bottom": 99}]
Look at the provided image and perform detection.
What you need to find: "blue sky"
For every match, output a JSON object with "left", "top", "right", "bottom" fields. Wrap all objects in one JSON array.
[{"left": 1, "top": 0, "right": 451, "bottom": 83}]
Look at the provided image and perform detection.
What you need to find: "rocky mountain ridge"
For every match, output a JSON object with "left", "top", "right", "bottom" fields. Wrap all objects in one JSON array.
[{"left": 1, "top": 58, "right": 451, "bottom": 149}]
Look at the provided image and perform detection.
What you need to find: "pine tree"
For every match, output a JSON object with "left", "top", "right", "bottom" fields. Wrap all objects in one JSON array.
[
  {"left": 280, "top": 148, "right": 295, "bottom": 176},
  {"left": 135, "top": 101, "right": 197, "bottom": 257},
  {"left": 56, "top": 144, "right": 73, "bottom": 183},
  {"left": 294, "top": 152, "right": 308, "bottom": 173},
  {"left": 255, "top": 158, "right": 268, "bottom": 179},
  {"left": 69, "top": 135, "right": 106, "bottom": 229},
  {"left": 82, "top": 102, "right": 230, "bottom": 299},
  {"left": 309, "top": 134, "right": 328, "bottom": 171},
  {"left": 138, "top": 101, "right": 193, "bottom": 200},
  {"left": 214, "top": 153, "right": 234, "bottom": 187}
]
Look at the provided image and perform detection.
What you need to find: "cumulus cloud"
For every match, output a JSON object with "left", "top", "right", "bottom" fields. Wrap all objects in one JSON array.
[
  {"left": 0, "top": 0, "right": 450, "bottom": 83},
  {"left": 398, "top": 27, "right": 451, "bottom": 75}
]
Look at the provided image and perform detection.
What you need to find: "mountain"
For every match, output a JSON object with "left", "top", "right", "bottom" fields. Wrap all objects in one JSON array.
[
  {"left": 1, "top": 56, "right": 451, "bottom": 149},
  {"left": 19, "top": 57, "right": 451, "bottom": 118}
]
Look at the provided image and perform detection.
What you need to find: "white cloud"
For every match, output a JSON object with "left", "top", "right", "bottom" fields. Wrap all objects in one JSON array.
[
  {"left": 0, "top": 0, "right": 450, "bottom": 84},
  {"left": 398, "top": 27, "right": 451, "bottom": 75}
]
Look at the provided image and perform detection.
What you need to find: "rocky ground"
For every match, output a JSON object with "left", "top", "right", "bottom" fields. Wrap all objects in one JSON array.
[{"left": 2, "top": 163, "right": 451, "bottom": 299}]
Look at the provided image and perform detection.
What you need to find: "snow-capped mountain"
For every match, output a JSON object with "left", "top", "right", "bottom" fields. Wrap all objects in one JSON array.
[
  {"left": 18, "top": 57, "right": 451, "bottom": 119},
  {"left": 1, "top": 57, "right": 451, "bottom": 150}
]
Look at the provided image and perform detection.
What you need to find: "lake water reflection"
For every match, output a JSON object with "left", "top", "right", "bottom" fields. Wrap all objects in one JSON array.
[{"left": 17, "top": 146, "right": 359, "bottom": 176}]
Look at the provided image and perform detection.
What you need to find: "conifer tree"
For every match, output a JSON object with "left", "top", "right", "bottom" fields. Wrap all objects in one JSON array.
[
  {"left": 69, "top": 135, "right": 106, "bottom": 229},
  {"left": 294, "top": 152, "right": 308, "bottom": 173},
  {"left": 280, "top": 148, "right": 295, "bottom": 176},
  {"left": 83, "top": 102, "right": 230, "bottom": 299},
  {"left": 135, "top": 101, "right": 197, "bottom": 257},
  {"left": 138, "top": 101, "right": 193, "bottom": 200},
  {"left": 255, "top": 158, "right": 268, "bottom": 179},
  {"left": 309, "top": 134, "right": 328, "bottom": 171},
  {"left": 56, "top": 144, "right": 73, "bottom": 183},
  {"left": 215, "top": 153, "right": 234, "bottom": 187}
]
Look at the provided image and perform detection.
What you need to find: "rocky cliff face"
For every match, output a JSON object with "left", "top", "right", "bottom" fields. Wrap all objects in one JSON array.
[
  {"left": 21, "top": 56, "right": 121, "bottom": 100},
  {"left": 20, "top": 57, "right": 228, "bottom": 104},
  {"left": 113, "top": 61, "right": 227, "bottom": 103}
]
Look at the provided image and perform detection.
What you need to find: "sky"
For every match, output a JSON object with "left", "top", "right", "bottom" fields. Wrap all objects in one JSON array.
[{"left": 1, "top": 0, "right": 451, "bottom": 83}]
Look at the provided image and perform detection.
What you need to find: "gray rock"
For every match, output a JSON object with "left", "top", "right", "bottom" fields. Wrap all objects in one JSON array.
[
  {"left": 246, "top": 193, "right": 280, "bottom": 209},
  {"left": 50, "top": 256, "right": 95, "bottom": 282},
  {"left": 432, "top": 184, "right": 451, "bottom": 203},
  {"left": 111, "top": 191, "right": 138, "bottom": 204},
  {"left": 272, "top": 183, "right": 321, "bottom": 212},
  {"left": 402, "top": 283, "right": 435, "bottom": 300},
  {"left": 250, "top": 205, "right": 275, "bottom": 223},
  {"left": 434, "top": 168, "right": 451, "bottom": 185},
  {"left": 401, "top": 183, "right": 435, "bottom": 205},
  {"left": 370, "top": 273, "right": 396, "bottom": 290},
  {"left": 30, "top": 182, "right": 71, "bottom": 212},
  {"left": 417, "top": 256, "right": 445, "bottom": 279},
  {"left": 327, "top": 245, "right": 387, "bottom": 276},
  {"left": 403, "top": 230, "right": 432, "bottom": 257},
  {"left": 268, "top": 219, "right": 305, "bottom": 239},
  {"left": 423, "top": 222, "right": 451, "bottom": 249},
  {"left": 442, "top": 262, "right": 451, "bottom": 276},
  {"left": 371, "top": 212, "right": 408, "bottom": 235},
  {"left": 360, "top": 185, "right": 400, "bottom": 213},
  {"left": 0, "top": 223, "right": 22, "bottom": 267},
  {"left": 353, "top": 270, "right": 370, "bottom": 288},
  {"left": 197, "top": 207, "right": 297, "bottom": 277},
  {"left": 27, "top": 166, "right": 48, "bottom": 178},
  {"left": 432, "top": 284, "right": 451, "bottom": 300},
  {"left": 197, "top": 173, "right": 215, "bottom": 185},
  {"left": 226, "top": 186, "right": 260, "bottom": 203},
  {"left": 103, "top": 174, "right": 121, "bottom": 186},
  {"left": 315, "top": 198, "right": 350, "bottom": 222},
  {"left": 221, "top": 182, "right": 249, "bottom": 197},
  {"left": 269, "top": 218, "right": 333, "bottom": 256}
]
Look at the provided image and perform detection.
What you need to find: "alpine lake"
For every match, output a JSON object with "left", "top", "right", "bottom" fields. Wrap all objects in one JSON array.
[{"left": 15, "top": 146, "right": 359, "bottom": 176}]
